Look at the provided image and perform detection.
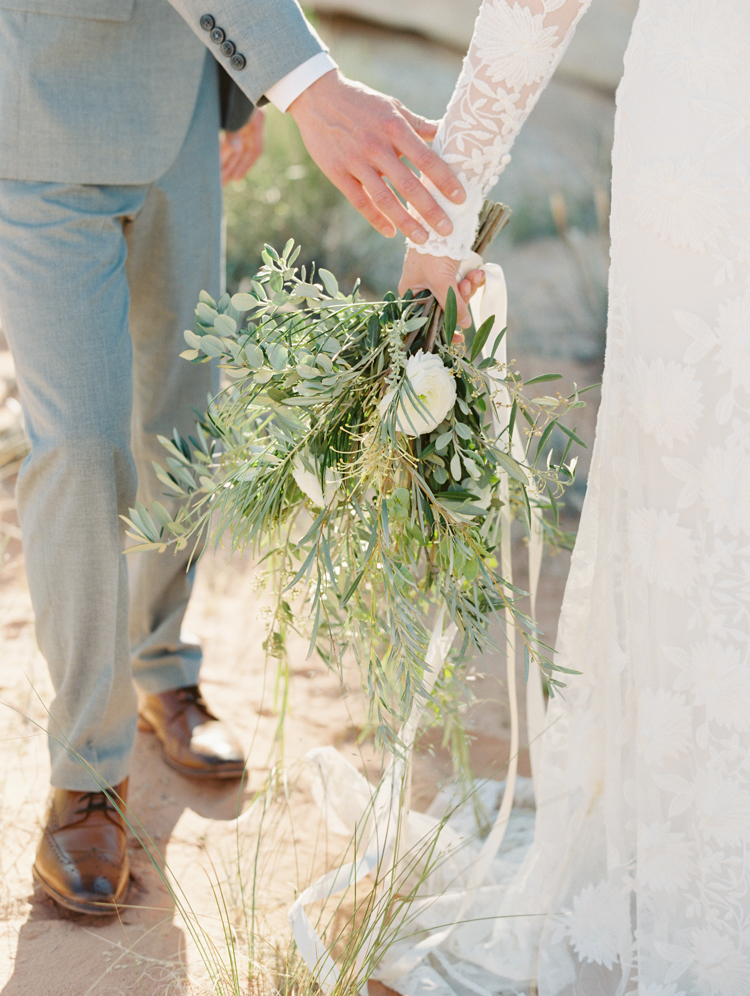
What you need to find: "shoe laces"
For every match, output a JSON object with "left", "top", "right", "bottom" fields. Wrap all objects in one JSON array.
[
  {"left": 173, "top": 685, "right": 216, "bottom": 720},
  {"left": 174, "top": 685, "right": 204, "bottom": 707},
  {"left": 74, "top": 790, "right": 121, "bottom": 821}
]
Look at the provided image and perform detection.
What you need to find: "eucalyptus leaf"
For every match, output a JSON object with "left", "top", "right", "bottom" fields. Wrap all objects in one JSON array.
[
  {"left": 213, "top": 314, "right": 237, "bottom": 337},
  {"left": 195, "top": 302, "right": 217, "bottom": 324},
  {"left": 296, "top": 364, "right": 320, "bottom": 379},
  {"left": 524, "top": 372, "right": 564, "bottom": 385},
  {"left": 318, "top": 269, "right": 339, "bottom": 298},
  {"left": 296, "top": 283, "right": 321, "bottom": 300},
  {"left": 494, "top": 449, "right": 529, "bottom": 485},
  {"left": 469, "top": 314, "right": 496, "bottom": 362},
  {"left": 198, "top": 335, "right": 225, "bottom": 357},
  {"left": 184, "top": 329, "right": 203, "bottom": 349},
  {"left": 243, "top": 343, "right": 264, "bottom": 369},
  {"left": 444, "top": 286, "right": 457, "bottom": 338},
  {"left": 231, "top": 292, "right": 256, "bottom": 312},
  {"left": 266, "top": 343, "right": 288, "bottom": 370}
]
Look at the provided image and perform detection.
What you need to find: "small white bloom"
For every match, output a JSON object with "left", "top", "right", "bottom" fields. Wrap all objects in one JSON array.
[
  {"left": 674, "top": 639, "right": 750, "bottom": 731},
  {"left": 565, "top": 880, "right": 627, "bottom": 969},
  {"left": 639, "top": 821, "right": 694, "bottom": 893},
  {"left": 476, "top": 1, "right": 560, "bottom": 90},
  {"left": 379, "top": 351, "right": 456, "bottom": 436},
  {"left": 640, "top": 986, "right": 686, "bottom": 996},
  {"left": 715, "top": 289, "right": 750, "bottom": 394},
  {"left": 699, "top": 444, "right": 750, "bottom": 535},
  {"left": 637, "top": 689, "right": 692, "bottom": 767},
  {"left": 626, "top": 357, "right": 703, "bottom": 449},
  {"left": 651, "top": 0, "right": 746, "bottom": 92},
  {"left": 695, "top": 768, "right": 750, "bottom": 847},
  {"left": 628, "top": 507, "right": 698, "bottom": 594},
  {"left": 633, "top": 157, "right": 728, "bottom": 253},
  {"left": 292, "top": 453, "right": 341, "bottom": 508},
  {"left": 691, "top": 927, "right": 750, "bottom": 995}
]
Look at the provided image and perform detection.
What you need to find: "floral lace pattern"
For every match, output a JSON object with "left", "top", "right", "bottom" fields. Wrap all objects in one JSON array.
[
  {"left": 411, "top": 0, "right": 591, "bottom": 259},
  {"left": 383, "top": 0, "right": 750, "bottom": 994}
]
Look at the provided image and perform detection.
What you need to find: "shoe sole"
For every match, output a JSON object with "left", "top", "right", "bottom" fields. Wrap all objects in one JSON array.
[
  {"left": 138, "top": 719, "right": 246, "bottom": 780},
  {"left": 32, "top": 863, "right": 129, "bottom": 916}
]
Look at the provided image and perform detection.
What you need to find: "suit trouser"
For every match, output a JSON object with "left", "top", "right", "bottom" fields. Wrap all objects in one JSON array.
[{"left": 0, "top": 54, "right": 222, "bottom": 791}]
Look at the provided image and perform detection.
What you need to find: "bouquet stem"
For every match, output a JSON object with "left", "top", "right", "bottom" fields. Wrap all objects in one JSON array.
[{"left": 417, "top": 200, "right": 511, "bottom": 354}]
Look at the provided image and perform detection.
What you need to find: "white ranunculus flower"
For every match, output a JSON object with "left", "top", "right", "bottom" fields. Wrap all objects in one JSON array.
[
  {"left": 379, "top": 351, "right": 456, "bottom": 436},
  {"left": 292, "top": 454, "right": 341, "bottom": 508}
]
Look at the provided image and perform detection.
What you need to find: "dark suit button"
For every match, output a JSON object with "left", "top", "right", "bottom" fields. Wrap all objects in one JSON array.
[
  {"left": 221, "top": 39, "right": 236, "bottom": 58},
  {"left": 230, "top": 53, "right": 246, "bottom": 71},
  {"left": 199, "top": 14, "right": 214, "bottom": 31},
  {"left": 210, "top": 26, "right": 225, "bottom": 44}
]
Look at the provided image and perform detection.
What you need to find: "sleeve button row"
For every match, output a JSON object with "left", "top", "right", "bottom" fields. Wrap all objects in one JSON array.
[{"left": 200, "top": 14, "right": 246, "bottom": 70}]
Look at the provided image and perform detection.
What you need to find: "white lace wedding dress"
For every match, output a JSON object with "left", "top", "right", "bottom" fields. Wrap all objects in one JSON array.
[{"left": 304, "top": 2, "right": 750, "bottom": 994}]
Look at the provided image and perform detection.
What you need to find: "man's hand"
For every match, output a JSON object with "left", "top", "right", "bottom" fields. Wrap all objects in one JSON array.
[
  {"left": 399, "top": 248, "right": 485, "bottom": 331},
  {"left": 288, "top": 70, "right": 465, "bottom": 243},
  {"left": 220, "top": 109, "right": 265, "bottom": 185}
]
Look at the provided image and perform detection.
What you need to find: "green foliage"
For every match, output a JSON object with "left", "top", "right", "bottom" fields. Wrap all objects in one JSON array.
[{"left": 125, "top": 240, "right": 584, "bottom": 752}]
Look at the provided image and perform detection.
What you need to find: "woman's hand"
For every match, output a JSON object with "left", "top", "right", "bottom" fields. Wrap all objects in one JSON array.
[
  {"left": 220, "top": 109, "right": 265, "bottom": 185},
  {"left": 399, "top": 248, "right": 485, "bottom": 332}
]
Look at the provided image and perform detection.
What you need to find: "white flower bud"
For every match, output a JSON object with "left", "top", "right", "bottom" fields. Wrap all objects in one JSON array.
[
  {"left": 292, "top": 453, "right": 341, "bottom": 508},
  {"left": 379, "top": 350, "right": 457, "bottom": 436}
]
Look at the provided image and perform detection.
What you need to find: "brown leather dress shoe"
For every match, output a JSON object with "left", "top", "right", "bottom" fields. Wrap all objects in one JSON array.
[
  {"left": 138, "top": 685, "right": 245, "bottom": 779},
  {"left": 33, "top": 779, "right": 130, "bottom": 915}
]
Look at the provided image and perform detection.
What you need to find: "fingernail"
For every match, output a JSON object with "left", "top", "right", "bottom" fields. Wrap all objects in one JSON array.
[
  {"left": 437, "top": 219, "right": 452, "bottom": 236},
  {"left": 450, "top": 186, "right": 465, "bottom": 202},
  {"left": 459, "top": 316, "right": 471, "bottom": 329},
  {"left": 410, "top": 228, "right": 427, "bottom": 245}
]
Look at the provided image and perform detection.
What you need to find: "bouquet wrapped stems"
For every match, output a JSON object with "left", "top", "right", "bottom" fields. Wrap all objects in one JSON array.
[{"left": 408, "top": 201, "right": 512, "bottom": 355}]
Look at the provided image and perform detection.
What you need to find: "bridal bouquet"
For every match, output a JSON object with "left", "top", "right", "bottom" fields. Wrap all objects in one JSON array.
[{"left": 126, "top": 206, "right": 583, "bottom": 749}]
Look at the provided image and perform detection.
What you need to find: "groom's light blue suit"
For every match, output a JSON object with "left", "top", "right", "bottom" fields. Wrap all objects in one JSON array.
[{"left": 0, "top": 0, "right": 326, "bottom": 790}]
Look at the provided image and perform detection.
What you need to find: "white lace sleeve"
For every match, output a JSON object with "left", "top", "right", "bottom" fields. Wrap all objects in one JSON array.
[{"left": 413, "top": 0, "right": 593, "bottom": 258}]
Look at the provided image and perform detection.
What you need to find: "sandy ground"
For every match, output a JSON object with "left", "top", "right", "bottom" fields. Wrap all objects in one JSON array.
[{"left": 0, "top": 341, "right": 600, "bottom": 995}]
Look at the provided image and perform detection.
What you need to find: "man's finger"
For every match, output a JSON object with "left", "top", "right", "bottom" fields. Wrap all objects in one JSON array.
[
  {"left": 395, "top": 129, "right": 465, "bottom": 208},
  {"left": 396, "top": 105, "right": 439, "bottom": 142},
  {"left": 380, "top": 156, "right": 454, "bottom": 238},
  {"left": 357, "top": 165, "right": 430, "bottom": 243},
  {"left": 336, "top": 174, "right": 398, "bottom": 239}
]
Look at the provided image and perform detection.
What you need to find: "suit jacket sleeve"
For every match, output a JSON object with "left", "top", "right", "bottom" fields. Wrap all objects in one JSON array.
[
  {"left": 166, "top": 0, "right": 328, "bottom": 105},
  {"left": 218, "top": 67, "right": 254, "bottom": 132}
]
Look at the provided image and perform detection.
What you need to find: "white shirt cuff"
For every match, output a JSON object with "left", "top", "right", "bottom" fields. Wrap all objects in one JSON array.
[{"left": 264, "top": 53, "right": 338, "bottom": 113}]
